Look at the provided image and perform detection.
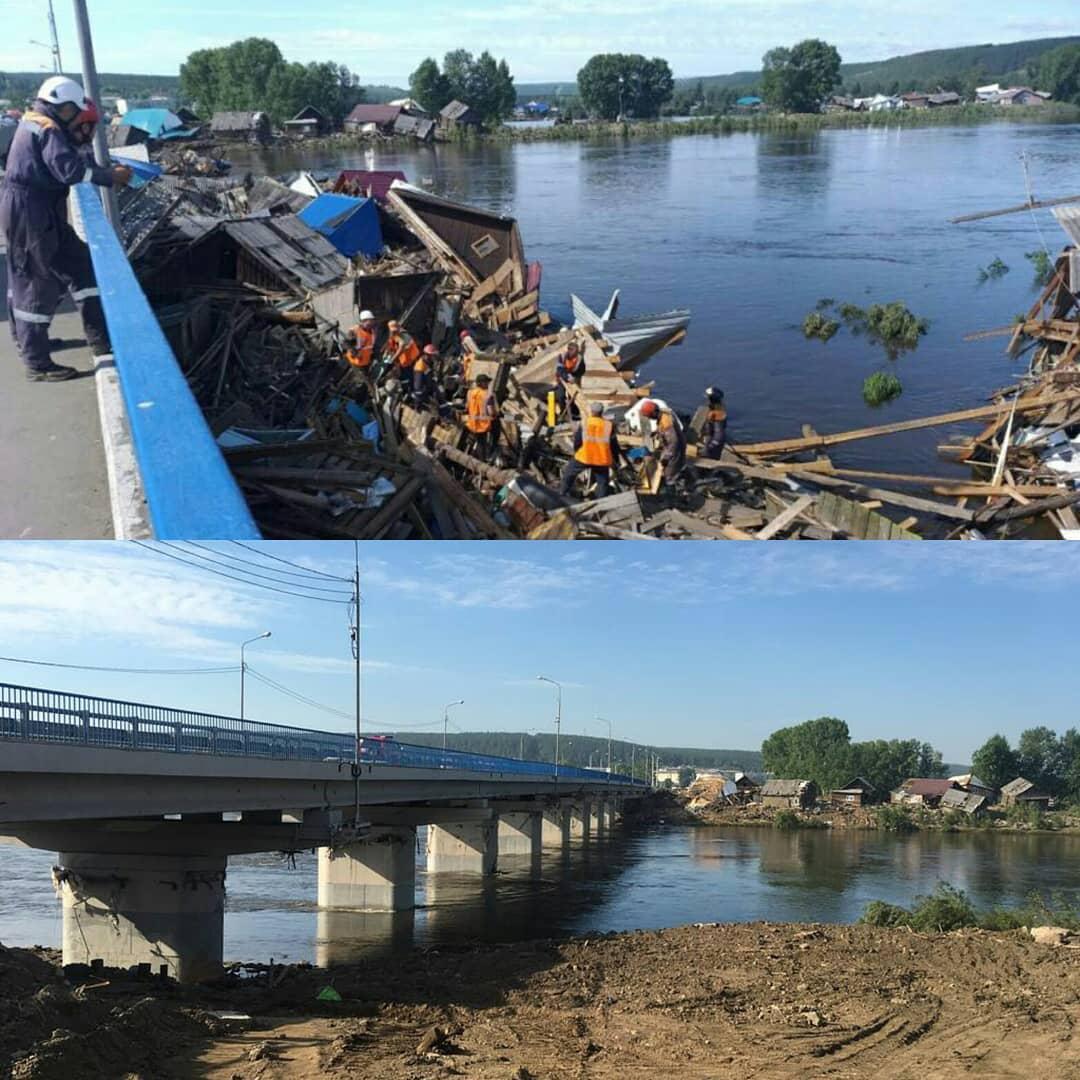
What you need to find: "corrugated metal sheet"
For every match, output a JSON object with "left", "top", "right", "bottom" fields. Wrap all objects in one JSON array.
[
  {"left": 760, "top": 779, "right": 811, "bottom": 797},
  {"left": 344, "top": 104, "right": 401, "bottom": 127},
  {"left": 223, "top": 216, "right": 348, "bottom": 292}
]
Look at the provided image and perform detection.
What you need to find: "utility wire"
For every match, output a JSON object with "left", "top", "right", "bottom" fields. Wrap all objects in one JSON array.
[
  {"left": 244, "top": 666, "right": 354, "bottom": 722},
  {"left": 230, "top": 540, "right": 352, "bottom": 582},
  {"left": 0, "top": 655, "right": 239, "bottom": 675},
  {"left": 133, "top": 541, "right": 353, "bottom": 604},
  {"left": 187, "top": 540, "right": 349, "bottom": 583},
  {"left": 169, "top": 541, "right": 353, "bottom": 596}
]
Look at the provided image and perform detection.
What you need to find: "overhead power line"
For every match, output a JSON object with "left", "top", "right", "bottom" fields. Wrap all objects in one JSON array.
[
  {"left": 244, "top": 666, "right": 354, "bottom": 722},
  {"left": 190, "top": 541, "right": 353, "bottom": 584},
  {"left": 0, "top": 655, "right": 240, "bottom": 675},
  {"left": 230, "top": 541, "right": 352, "bottom": 582},
  {"left": 133, "top": 541, "right": 353, "bottom": 605},
  {"left": 169, "top": 542, "right": 352, "bottom": 595}
]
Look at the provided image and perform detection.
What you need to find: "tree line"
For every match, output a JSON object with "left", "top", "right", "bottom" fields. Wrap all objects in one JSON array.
[
  {"left": 761, "top": 717, "right": 944, "bottom": 798},
  {"left": 408, "top": 51, "right": 516, "bottom": 126},
  {"left": 179, "top": 38, "right": 365, "bottom": 126},
  {"left": 971, "top": 728, "right": 1080, "bottom": 799}
]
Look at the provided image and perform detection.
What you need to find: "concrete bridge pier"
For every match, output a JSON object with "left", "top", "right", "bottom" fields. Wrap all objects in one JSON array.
[
  {"left": 541, "top": 804, "right": 570, "bottom": 848},
  {"left": 569, "top": 800, "right": 593, "bottom": 842},
  {"left": 426, "top": 818, "right": 498, "bottom": 874},
  {"left": 317, "top": 826, "right": 417, "bottom": 912},
  {"left": 591, "top": 800, "right": 608, "bottom": 838},
  {"left": 56, "top": 852, "right": 225, "bottom": 984},
  {"left": 497, "top": 811, "right": 542, "bottom": 874}
]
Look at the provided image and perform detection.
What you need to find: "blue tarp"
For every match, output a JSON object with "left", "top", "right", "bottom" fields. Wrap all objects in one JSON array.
[
  {"left": 735, "top": 96, "right": 763, "bottom": 107},
  {"left": 298, "top": 193, "right": 383, "bottom": 260},
  {"left": 120, "top": 108, "right": 199, "bottom": 140}
]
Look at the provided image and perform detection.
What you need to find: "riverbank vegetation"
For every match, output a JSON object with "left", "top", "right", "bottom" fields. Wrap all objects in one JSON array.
[
  {"left": 972, "top": 727, "right": 1080, "bottom": 802},
  {"left": 861, "top": 882, "right": 1080, "bottom": 932}
]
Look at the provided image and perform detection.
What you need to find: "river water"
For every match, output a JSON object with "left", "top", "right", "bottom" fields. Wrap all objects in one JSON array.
[
  {"left": 228, "top": 122, "right": 1080, "bottom": 476},
  {"left": 4, "top": 825, "right": 1079, "bottom": 966}
]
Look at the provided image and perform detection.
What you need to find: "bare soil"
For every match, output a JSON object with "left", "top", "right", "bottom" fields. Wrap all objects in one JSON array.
[{"left": 6, "top": 922, "right": 1080, "bottom": 1080}]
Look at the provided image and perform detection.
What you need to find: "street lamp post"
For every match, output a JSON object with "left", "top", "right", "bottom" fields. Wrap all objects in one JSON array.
[
  {"left": 536, "top": 675, "right": 561, "bottom": 780},
  {"left": 240, "top": 631, "right": 271, "bottom": 720},
  {"left": 442, "top": 699, "right": 464, "bottom": 753},
  {"left": 593, "top": 715, "right": 613, "bottom": 775}
]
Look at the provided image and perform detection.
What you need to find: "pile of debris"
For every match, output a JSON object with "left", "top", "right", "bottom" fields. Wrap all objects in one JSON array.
[{"left": 123, "top": 158, "right": 1080, "bottom": 539}]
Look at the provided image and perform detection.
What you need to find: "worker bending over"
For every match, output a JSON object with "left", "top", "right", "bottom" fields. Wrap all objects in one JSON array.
[
  {"left": 641, "top": 399, "right": 686, "bottom": 489},
  {"left": 413, "top": 344, "right": 437, "bottom": 408},
  {"left": 464, "top": 373, "right": 499, "bottom": 460},
  {"left": 559, "top": 400, "right": 621, "bottom": 500},
  {"left": 552, "top": 341, "right": 584, "bottom": 414},
  {"left": 1, "top": 76, "right": 131, "bottom": 381},
  {"left": 701, "top": 386, "right": 727, "bottom": 459},
  {"left": 345, "top": 309, "right": 377, "bottom": 370},
  {"left": 382, "top": 319, "right": 420, "bottom": 386}
]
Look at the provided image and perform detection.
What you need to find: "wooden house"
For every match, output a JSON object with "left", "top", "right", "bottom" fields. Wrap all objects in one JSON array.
[
  {"left": 829, "top": 776, "right": 876, "bottom": 807},
  {"left": 1000, "top": 777, "right": 1052, "bottom": 809},
  {"left": 439, "top": 99, "right": 482, "bottom": 134},
  {"left": 283, "top": 105, "right": 329, "bottom": 138},
  {"left": 891, "top": 778, "right": 956, "bottom": 808},
  {"left": 759, "top": 779, "right": 817, "bottom": 809}
]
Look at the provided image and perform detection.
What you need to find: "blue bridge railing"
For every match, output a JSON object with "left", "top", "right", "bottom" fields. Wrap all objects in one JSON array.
[
  {"left": 75, "top": 184, "right": 260, "bottom": 539},
  {"left": 0, "top": 682, "right": 643, "bottom": 785}
]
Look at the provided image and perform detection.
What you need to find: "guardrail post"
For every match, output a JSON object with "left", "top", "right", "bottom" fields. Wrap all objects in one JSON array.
[
  {"left": 80, "top": 711, "right": 90, "bottom": 744},
  {"left": 209, "top": 728, "right": 217, "bottom": 755},
  {"left": 19, "top": 703, "right": 30, "bottom": 738},
  {"left": 131, "top": 718, "right": 139, "bottom": 748},
  {"left": 242, "top": 730, "right": 249, "bottom": 756},
  {"left": 174, "top": 724, "right": 182, "bottom": 752}
]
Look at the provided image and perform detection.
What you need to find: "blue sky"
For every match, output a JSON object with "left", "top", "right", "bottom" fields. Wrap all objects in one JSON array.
[
  {"left": 0, "top": 541, "right": 1075, "bottom": 761},
  {"left": 3, "top": 1, "right": 1075, "bottom": 85}
]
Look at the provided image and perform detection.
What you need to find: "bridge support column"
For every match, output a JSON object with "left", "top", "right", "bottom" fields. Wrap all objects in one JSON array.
[
  {"left": 497, "top": 811, "right": 542, "bottom": 867},
  {"left": 317, "top": 826, "right": 416, "bottom": 912},
  {"left": 541, "top": 805, "right": 570, "bottom": 848},
  {"left": 57, "top": 853, "right": 225, "bottom": 984},
  {"left": 569, "top": 800, "right": 592, "bottom": 842},
  {"left": 591, "top": 800, "right": 607, "bottom": 838},
  {"left": 426, "top": 819, "right": 497, "bottom": 875}
]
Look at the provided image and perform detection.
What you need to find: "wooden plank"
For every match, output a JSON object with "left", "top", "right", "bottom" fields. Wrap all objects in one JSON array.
[
  {"left": 788, "top": 471, "right": 976, "bottom": 522},
  {"left": 756, "top": 495, "right": 815, "bottom": 540},
  {"left": 733, "top": 389, "right": 1080, "bottom": 457}
]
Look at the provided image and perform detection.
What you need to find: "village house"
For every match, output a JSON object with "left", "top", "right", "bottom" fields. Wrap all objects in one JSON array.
[
  {"left": 900, "top": 91, "right": 930, "bottom": 109},
  {"left": 948, "top": 774, "right": 996, "bottom": 800},
  {"left": 282, "top": 105, "right": 329, "bottom": 138},
  {"left": 1000, "top": 777, "right": 1052, "bottom": 810},
  {"left": 759, "top": 779, "right": 817, "bottom": 809},
  {"left": 927, "top": 91, "right": 962, "bottom": 107},
  {"left": 210, "top": 111, "right": 270, "bottom": 143},
  {"left": 891, "top": 778, "right": 957, "bottom": 808},
  {"left": 940, "top": 788, "right": 987, "bottom": 816},
  {"left": 344, "top": 104, "right": 402, "bottom": 136},
  {"left": 393, "top": 113, "right": 436, "bottom": 142},
  {"left": 439, "top": 100, "right": 482, "bottom": 134},
  {"left": 997, "top": 88, "right": 1049, "bottom": 107},
  {"left": 655, "top": 766, "right": 687, "bottom": 786},
  {"left": 829, "top": 776, "right": 876, "bottom": 807}
]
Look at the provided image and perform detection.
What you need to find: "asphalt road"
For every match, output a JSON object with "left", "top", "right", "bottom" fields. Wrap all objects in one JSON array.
[{"left": 0, "top": 248, "right": 112, "bottom": 538}]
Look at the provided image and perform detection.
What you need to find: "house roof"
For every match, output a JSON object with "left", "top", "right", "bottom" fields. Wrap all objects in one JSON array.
[
  {"left": 832, "top": 776, "right": 875, "bottom": 794},
  {"left": 345, "top": 104, "right": 401, "bottom": 126},
  {"left": 211, "top": 111, "right": 262, "bottom": 131},
  {"left": 941, "top": 788, "right": 987, "bottom": 813},
  {"left": 899, "top": 778, "right": 956, "bottom": 798},
  {"left": 121, "top": 108, "right": 198, "bottom": 140},
  {"left": 440, "top": 99, "right": 475, "bottom": 121},
  {"left": 333, "top": 170, "right": 408, "bottom": 202},
  {"left": 948, "top": 774, "right": 991, "bottom": 790},
  {"left": 298, "top": 193, "right": 383, "bottom": 259},
  {"left": 928, "top": 92, "right": 961, "bottom": 104},
  {"left": 736, "top": 95, "right": 762, "bottom": 106},
  {"left": 289, "top": 105, "right": 324, "bottom": 122},
  {"left": 761, "top": 779, "right": 812, "bottom": 797},
  {"left": 393, "top": 113, "right": 435, "bottom": 139},
  {"left": 1001, "top": 777, "right": 1041, "bottom": 797},
  {"left": 220, "top": 214, "right": 348, "bottom": 292}
]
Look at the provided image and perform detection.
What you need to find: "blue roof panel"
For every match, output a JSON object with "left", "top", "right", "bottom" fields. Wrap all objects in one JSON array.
[{"left": 298, "top": 193, "right": 383, "bottom": 260}]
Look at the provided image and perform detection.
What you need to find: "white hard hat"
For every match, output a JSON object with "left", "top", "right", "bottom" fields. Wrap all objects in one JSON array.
[
  {"left": 37, "top": 76, "right": 88, "bottom": 109},
  {"left": 359, "top": 310, "right": 375, "bottom": 321}
]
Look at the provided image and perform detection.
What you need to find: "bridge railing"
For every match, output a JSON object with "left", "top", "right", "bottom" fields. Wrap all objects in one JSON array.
[
  {"left": 0, "top": 682, "right": 643, "bottom": 785},
  {"left": 74, "top": 183, "right": 260, "bottom": 539}
]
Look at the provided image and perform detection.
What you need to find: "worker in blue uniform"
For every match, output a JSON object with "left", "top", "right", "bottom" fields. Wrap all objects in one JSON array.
[{"left": 0, "top": 76, "right": 131, "bottom": 382}]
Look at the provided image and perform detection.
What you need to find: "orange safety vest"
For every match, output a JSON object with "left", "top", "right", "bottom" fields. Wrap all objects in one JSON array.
[
  {"left": 389, "top": 332, "right": 420, "bottom": 368},
  {"left": 414, "top": 357, "right": 429, "bottom": 375},
  {"left": 465, "top": 387, "right": 494, "bottom": 433},
  {"left": 347, "top": 324, "right": 376, "bottom": 368},
  {"left": 575, "top": 416, "right": 614, "bottom": 467},
  {"left": 659, "top": 412, "right": 674, "bottom": 432},
  {"left": 707, "top": 407, "right": 727, "bottom": 423}
]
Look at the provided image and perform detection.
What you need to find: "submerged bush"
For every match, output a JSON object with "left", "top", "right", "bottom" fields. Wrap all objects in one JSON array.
[
  {"left": 803, "top": 312, "right": 840, "bottom": 341},
  {"left": 977, "top": 256, "right": 1010, "bottom": 283},
  {"left": 1026, "top": 249, "right": 1054, "bottom": 287},
  {"left": 862, "top": 371, "right": 903, "bottom": 406},
  {"left": 865, "top": 301, "right": 928, "bottom": 354}
]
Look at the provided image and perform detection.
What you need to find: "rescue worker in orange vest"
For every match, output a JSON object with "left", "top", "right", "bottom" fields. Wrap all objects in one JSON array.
[
  {"left": 413, "top": 343, "right": 438, "bottom": 408},
  {"left": 552, "top": 340, "right": 584, "bottom": 415},
  {"left": 459, "top": 327, "right": 477, "bottom": 384},
  {"left": 701, "top": 386, "right": 728, "bottom": 459},
  {"left": 345, "top": 309, "right": 377, "bottom": 370},
  {"left": 559, "top": 400, "right": 621, "bottom": 500},
  {"left": 464, "top": 372, "right": 499, "bottom": 460},
  {"left": 640, "top": 398, "right": 686, "bottom": 488},
  {"left": 382, "top": 319, "right": 420, "bottom": 381}
]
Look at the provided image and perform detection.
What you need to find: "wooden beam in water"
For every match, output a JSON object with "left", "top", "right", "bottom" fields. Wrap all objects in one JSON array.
[{"left": 950, "top": 193, "right": 1080, "bottom": 224}]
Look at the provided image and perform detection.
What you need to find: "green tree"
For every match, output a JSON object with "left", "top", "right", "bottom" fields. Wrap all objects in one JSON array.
[
  {"left": 971, "top": 734, "right": 1018, "bottom": 790},
  {"left": 443, "top": 49, "right": 474, "bottom": 102},
  {"left": 760, "top": 38, "right": 842, "bottom": 113},
  {"left": 577, "top": 53, "right": 674, "bottom": 120},
  {"left": 1037, "top": 43, "right": 1080, "bottom": 105},
  {"left": 409, "top": 58, "right": 452, "bottom": 114},
  {"left": 1017, "top": 726, "right": 1063, "bottom": 794},
  {"left": 761, "top": 716, "right": 852, "bottom": 794},
  {"left": 850, "top": 738, "right": 940, "bottom": 798}
]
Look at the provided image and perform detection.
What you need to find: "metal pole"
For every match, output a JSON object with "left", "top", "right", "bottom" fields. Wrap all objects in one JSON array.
[
  {"left": 555, "top": 683, "right": 561, "bottom": 780},
  {"left": 631, "top": 744, "right": 636, "bottom": 781},
  {"left": 442, "top": 700, "right": 463, "bottom": 753},
  {"left": 71, "top": 0, "right": 119, "bottom": 231},
  {"left": 48, "top": 1, "right": 63, "bottom": 73},
  {"left": 353, "top": 543, "right": 362, "bottom": 826},
  {"left": 240, "top": 631, "right": 271, "bottom": 720}
]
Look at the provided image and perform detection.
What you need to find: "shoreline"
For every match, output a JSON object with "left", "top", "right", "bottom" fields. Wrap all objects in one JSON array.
[{"left": 5, "top": 919, "right": 1080, "bottom": 1078}]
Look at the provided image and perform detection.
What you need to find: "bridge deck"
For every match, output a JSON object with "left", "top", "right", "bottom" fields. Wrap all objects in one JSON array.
[{"left": 0, "top": 247, "right": 112, "bottom": 538}]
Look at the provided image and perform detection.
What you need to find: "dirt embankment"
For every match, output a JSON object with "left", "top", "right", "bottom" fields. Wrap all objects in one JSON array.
[{"left": 6, "top": 922, "right": 1080, "bottom": 1079}]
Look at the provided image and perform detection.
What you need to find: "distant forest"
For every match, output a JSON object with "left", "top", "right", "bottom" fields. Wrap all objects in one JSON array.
[{"left": 516, "top": 35, "right": 1080, "bottom": 103}]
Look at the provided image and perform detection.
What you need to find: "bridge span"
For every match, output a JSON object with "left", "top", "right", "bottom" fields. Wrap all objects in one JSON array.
[{"left": 0, "top": 683, "right": 646, "bottom": 981}]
